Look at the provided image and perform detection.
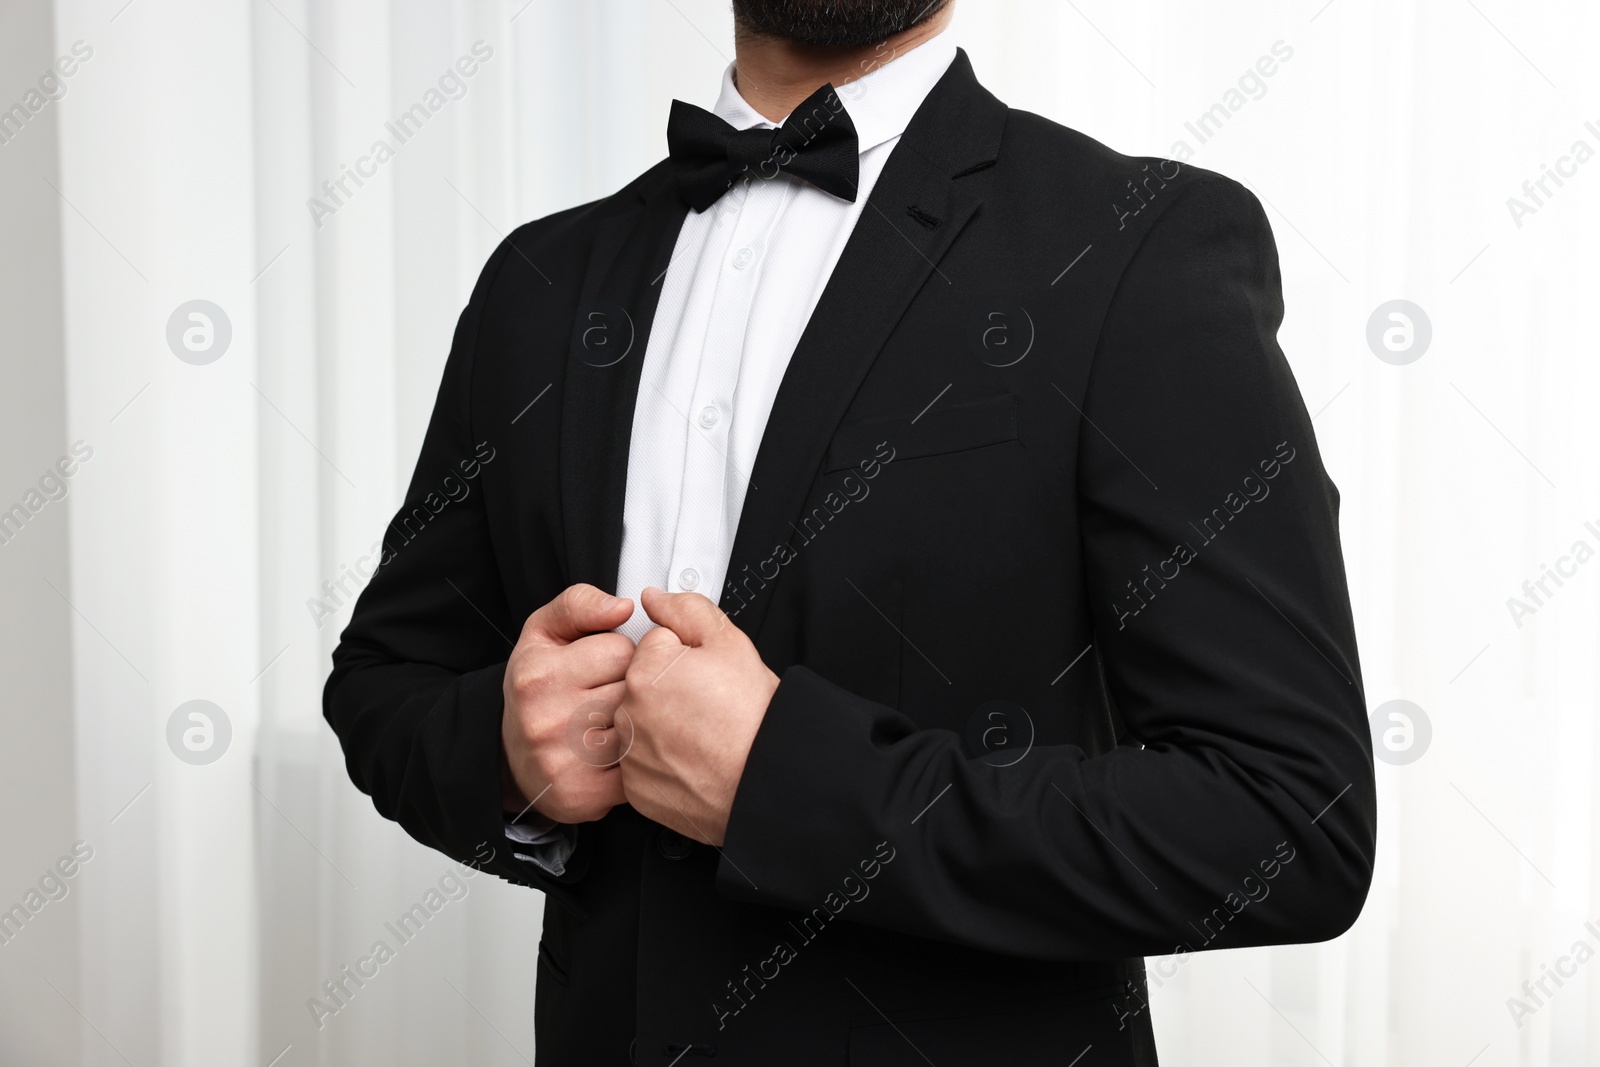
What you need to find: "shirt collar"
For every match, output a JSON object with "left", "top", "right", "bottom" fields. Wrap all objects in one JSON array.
[{"left": 712, "top": 31, "right": 958, "bottom": 154}]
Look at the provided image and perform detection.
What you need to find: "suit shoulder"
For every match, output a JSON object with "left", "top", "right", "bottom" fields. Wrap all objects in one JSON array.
[
  {"left": 1000, "top": 108, "right": 1261, "bottom": 220},
  {"left": 479, "top": 159, "right": 676, "bottom": 290},
  {"left": 519, "top": 159, "right": 674, "bottom": 239},
  {"left": 486, "top": 157, "right": 675, "bottom": 267}
]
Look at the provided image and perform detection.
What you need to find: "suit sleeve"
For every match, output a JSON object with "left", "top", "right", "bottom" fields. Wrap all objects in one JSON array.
[
  {"left": 713, "top": 177, "right": 1377, "bottom": 961},
  {"left": 323, "top": 233, "right": 590, "bottom": 901}
]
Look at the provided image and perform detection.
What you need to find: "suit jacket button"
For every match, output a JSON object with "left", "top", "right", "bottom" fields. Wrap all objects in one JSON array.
[{"left": 657, "top": 828, "right": 694, "bottom": 860}]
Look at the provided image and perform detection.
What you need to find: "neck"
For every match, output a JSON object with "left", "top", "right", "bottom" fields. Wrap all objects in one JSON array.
[{"left": 731, "top": 9, "right": 953, "bottom": 122}]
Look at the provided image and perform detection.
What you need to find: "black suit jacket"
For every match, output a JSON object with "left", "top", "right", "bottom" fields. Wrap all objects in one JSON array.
[{"left": 325, "top": 50, "right": 1376, "bottom": 1066}]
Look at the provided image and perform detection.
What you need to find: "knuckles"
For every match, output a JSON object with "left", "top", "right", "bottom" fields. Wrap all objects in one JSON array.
[
  {"left": 556, "top": 583, "right": 598, "bottom": 618},
  {"left": 589, "top": 631, "right": 638, "bottom": 672},
  {"left": 623, "top": 652, "right": 664, "bottom": 696},
  {"left": 509, "top": 657, "right": 557, "bottom": 697},
  {"left": 510, "top": 712, "right": 555, "bottom": 755}
]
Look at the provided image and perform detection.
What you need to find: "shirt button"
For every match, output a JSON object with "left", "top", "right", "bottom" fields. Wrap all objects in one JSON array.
[
  {"left": 698, "top": 405, "right": 720, "bottom": 429},
  {"left": 679, "top": 568, "right": 699, "bottom": 591},
  {"left": 731, "top": 246, "right": 755, "bottom": 270}
]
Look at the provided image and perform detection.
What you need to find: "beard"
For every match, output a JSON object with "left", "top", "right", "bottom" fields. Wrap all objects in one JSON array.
[{"left": 731, "top": 0, "right": 951, "bottom": 48}]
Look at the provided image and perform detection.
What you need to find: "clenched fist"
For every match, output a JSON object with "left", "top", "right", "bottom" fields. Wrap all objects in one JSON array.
[
  {"left": 617, "top": 587, "right": 779, "bottom": 846},
  {"left": 500, "top": 584, "right": 636, "bottom": 824}
]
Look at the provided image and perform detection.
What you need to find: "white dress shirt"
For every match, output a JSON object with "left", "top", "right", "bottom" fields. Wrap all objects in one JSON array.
[
  {"left": 508, "top": 32, "right": 957, "bottom": 871},
  {"left": 614, "top": 32, "right": 958, "bottom": 641}
]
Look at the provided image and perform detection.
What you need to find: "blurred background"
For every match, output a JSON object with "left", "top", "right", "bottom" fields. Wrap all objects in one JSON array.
[{"left": 2, "top": 0, "right": 1598, "bottom": 1063}]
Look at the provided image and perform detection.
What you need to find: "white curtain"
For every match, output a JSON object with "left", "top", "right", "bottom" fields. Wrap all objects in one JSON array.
[{"left": 5, "top": 0, "right": 1598, "bottom": 1064}]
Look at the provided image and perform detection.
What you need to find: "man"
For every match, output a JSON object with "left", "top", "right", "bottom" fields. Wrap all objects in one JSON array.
[{"left": 324, "top": 1, "right": 1377, "bottom": 1062}]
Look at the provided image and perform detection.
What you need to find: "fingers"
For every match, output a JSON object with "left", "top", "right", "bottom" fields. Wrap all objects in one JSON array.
[
  {"left": 588, "top": 678, "right": 627, "bottom": 712},
  {"left": 626, "top": 622, "right": 686, "bottom": 685},
  {"left": 593, "top": 765, "right": 626, "bottom": 809},
  {"left": 539, "top": 762, "right": 626, "bottom": 823},
  {"left": 639, "top": 587, "right": 728, "bottom": 647},
  {"left": 569, "top": 680, "right": 631, "bottom": 769},
  {"left": 505, "top": 630, "right": 632, "bottom": 705},
  {"left": 523, "top": 584, "right": 633, "bottom": 647},
  {"left": 517, "top": 677, "right": 630, "bottom": 821},
  {"left": 635, "top": 623, "right": 682, "bottom": 656},
  {"left": 559, "top": 632, "right": 636, "bottom": 689}
]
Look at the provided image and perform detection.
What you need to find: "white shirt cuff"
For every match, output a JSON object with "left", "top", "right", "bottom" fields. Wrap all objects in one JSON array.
[{"left": 504, "top": 813, "right": 575, "bottom": 877}]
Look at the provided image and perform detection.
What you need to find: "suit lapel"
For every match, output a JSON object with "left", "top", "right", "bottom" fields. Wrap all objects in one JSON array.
[
  {"left": 718, "top": 50, "right": 1008, "bottom": 641},
  {"left": 559, "top": 51, "right": 1007, "bottom": 625},
  {"left": 559, "top": 166, "right": 689, "bottom": 595}
]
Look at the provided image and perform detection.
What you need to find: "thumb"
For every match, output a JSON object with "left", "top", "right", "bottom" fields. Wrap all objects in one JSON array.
[
  {"left": 524, "top": 583, "right": 633, "bottom": 646},
  {"left": 640, "top": 587, "right": 728, "bottom": 647}
]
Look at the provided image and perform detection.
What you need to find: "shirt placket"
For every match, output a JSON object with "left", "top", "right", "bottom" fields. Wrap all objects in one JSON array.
[{"left": 664, "top": 174, "right": 780, "bottom": 599}]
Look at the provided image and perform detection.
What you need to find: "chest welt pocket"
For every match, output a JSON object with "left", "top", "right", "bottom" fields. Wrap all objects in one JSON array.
[{"left": 824, "top": 393, "right": 1019, "bottom": 475}]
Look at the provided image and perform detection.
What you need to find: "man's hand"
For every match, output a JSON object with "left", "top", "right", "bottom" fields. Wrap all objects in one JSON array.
[
  {"left": 501, "top": 584, "right": 636, "bottom": 824},
  {"left": 617, "top": 587, "right": 779, "bottom": 846}
]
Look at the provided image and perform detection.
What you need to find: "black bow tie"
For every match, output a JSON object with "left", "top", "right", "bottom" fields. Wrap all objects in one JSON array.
[{"left": 666, "top": 82, "right": 859, "bottom": 212}]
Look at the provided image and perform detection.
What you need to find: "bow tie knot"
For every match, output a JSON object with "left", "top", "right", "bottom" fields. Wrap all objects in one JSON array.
[
  {"left": 667, "top": 82, "right": 860, "bottom": 212},
  {"left": 723, "top": 126, "right": 789, "bottom": 174}
]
